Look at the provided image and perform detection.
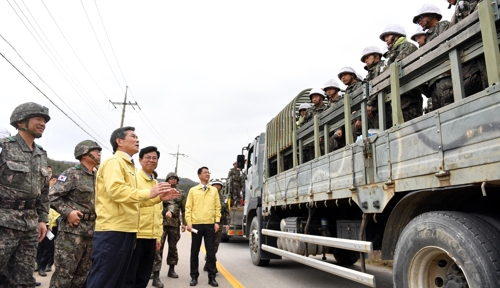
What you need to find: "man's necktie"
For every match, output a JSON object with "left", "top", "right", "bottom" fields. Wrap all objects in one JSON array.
[
  {"left": 131, "top": 159, "right": 135, "bottom": 165},
  {"left": 203, "top": 185, "right": 207, "bottom": 191}
]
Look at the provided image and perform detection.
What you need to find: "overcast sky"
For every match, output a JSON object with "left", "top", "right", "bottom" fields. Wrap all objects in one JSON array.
[{"left": 0, "top": 1, "right": 454, "bottom": 181}]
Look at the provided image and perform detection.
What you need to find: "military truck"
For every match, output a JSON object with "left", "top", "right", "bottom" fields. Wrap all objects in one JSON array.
[
  {"left": 220, "top": 178, "right": 245, "bottom": 242},
  {"left": 239, "top": 2, "right": 500, "bottom": 287}
]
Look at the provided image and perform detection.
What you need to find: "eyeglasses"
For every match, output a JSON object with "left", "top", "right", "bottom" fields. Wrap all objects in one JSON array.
[
  {"left": 143, "top": 156, "right": 158, "bottom": 161},
  {"left": 201, "top": 171, "right": 211, "bottom": 175}
]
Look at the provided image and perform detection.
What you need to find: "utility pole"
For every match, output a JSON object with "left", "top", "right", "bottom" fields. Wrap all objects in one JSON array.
[
  {"left": 109, "top": 86, "right": 140, "bottom": 127},
  {"left": 170, "top": 145, "right": 188, "bottom": 174}
]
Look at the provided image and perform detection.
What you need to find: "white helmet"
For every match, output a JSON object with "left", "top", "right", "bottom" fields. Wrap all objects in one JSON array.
[
  {"left": 337, "top": 66, "right": 357, "bottom": 80},
  {"left": 413, "top": 3, "right": 443, "bottom": 24},
  {"left": 298, "top": 103, "right": 311, "bottom": 111},
  {"left": 361, "top": 45, "right": 383, "bottom": 62},
  {"left": 411, "top": 26, "right": 427, "bottom": 41},
  {"left": 323, "top": 79, "right": 340, "bottom": 91},
  {"left": 379, "top": 24, "right": 406, "bottom": 41},
  {"left": 309, "top": 88, "right": 325, "bottom": 100},
  {"left": 211, "top": 179, "right": 224, "bottom": 187}
]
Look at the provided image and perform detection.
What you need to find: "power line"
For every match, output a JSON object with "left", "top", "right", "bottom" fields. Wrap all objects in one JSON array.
[
  {"left": 170, "top": 145, "right": 188, "bottom": 174},
  {"left": 40, "top": 1, "right": 117, "bottom": 107},
  {"left": 110, "top": 86, "right": 140, "bottom": 128},
  {"left": 6, "top": 0, "right": 116, "bottom": 132},
  {"left": 79, "top": 0, "right": 125, "bottom": 94},
  {"left": 0, "top": 49, "right": 111, "bottom": 152},
  {"left": 0, "top": 33, "right": 110, "bottom": 145}
]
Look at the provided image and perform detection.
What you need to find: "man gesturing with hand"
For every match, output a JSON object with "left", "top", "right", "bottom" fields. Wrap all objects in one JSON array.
[{"left": 86, "top": 127, "right": 179, "bottom": 288}]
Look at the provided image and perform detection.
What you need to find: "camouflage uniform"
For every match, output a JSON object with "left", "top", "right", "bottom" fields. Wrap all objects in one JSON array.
[
  {"left": 450, "top": 0, "right": 479, "bottom": 25},
  {"left": 0, "top": 134, "right": 50, "bottom": 287},
  {"left": 48, "top": 164, "right": 97, "bottom": 288},
  {"left": 214, "top": 191, "right": 230, "bottom": 255},
  {"left": 303, "top": 103, "right": 329, "bottom": 124},
  {"left": 385, "top": 39, "right": 423, "bottom": 121},
  {"left": 227, "top": 167, "right": 244, "bottom": 206},
  {"left": 346, "top": 81, "right": 363, "bottom": 141},
  {"left": 153, "top": 190, "right": 186, "bottom": 271},
  {"left": 366, "top": 61, "right": 393, "bottom": 129},
  {"left": 425, "top": 21, "right": 455, "bottom": 111},
  {"left": 450, "top": 0, "right": 488, "bottom": 99},
  {"left": 329, "top": 95, "right": 344, "bottom": 107}
]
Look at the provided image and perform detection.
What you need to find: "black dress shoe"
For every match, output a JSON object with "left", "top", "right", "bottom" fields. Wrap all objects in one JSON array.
[
  {"left": 208, "top": 279, "right": 219, "bottom": 287},
  {"left": 189, "top": 278, "right": 198, "bottom": 286}
]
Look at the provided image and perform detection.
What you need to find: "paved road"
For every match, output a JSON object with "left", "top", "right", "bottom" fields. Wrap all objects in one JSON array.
[{"left": 34, "top": 233, "right": 393, "bottom": 287}]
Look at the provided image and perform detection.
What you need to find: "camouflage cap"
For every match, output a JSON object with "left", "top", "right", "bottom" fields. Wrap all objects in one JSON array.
[
  {"left": 74, "top": 140, "right": 102, "bottom": 159},
  {"left": 10, "top": 102, "right": 51, "bottom": 128},
  {"left": 166, "top": 172, "right": 179, "bottom": 181}
]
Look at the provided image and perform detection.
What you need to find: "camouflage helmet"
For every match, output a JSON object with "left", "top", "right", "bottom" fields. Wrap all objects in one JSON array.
[
  {"left": 10, "top": 102, "right": 51, "bottom": 128},
  {"left": 166, "top": 172, "right": 179, "bottom": 181},
  {"left": 74, "top": 140, "right": 102, "bottom": 159}
]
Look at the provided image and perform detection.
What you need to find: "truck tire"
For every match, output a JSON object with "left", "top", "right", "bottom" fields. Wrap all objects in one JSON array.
[
  {"left": 332, "top": 249, "right": 358, "bottom": 266},
  {"left": 393, "top": 211, "right": 500, "bottom": 287},
  {"left": 249, "top": 216, "right": 270, "bottom": 266}
]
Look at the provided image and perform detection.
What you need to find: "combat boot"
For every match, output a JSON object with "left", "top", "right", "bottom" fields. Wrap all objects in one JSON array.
[
  {"left": 168, "top": 265, "right": 178, "bottom": 278},
  {"left": 152, "top": 271, "right": 164, "bottom": 288}
]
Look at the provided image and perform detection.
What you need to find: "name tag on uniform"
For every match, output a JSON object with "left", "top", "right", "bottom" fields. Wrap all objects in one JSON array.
[{"left": 58, "top": 175, "right": 67, "bottom": 182}]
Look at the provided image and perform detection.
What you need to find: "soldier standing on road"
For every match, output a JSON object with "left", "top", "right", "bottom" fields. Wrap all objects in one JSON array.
[
  {"left": 227, "top": 162, "right": 243, "bottom": 207},
  {"left": 380, "top": 24, "right": 423, "bottom": 121},
  {"left": 49, "top": 140, "right": 101, "bottom": 288},
  {"left": 0, "top": 102, "right": 51, "bottom": 287},
  {"left": 204, "top": 179, "right": 230, "bottom": 273},
  {"left": 151, "top": 172, "right": 186, "bottom": 288}
]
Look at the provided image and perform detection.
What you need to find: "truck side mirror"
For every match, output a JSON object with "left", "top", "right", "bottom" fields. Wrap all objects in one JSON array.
[{"left": 237, "top": 155, "right": 245, "bottom": 169}]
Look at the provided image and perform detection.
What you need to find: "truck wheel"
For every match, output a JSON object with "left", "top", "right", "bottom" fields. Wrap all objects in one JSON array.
[
  {"left": 332, "top": 249, "right": 358, "bottom": 266},
  {"left": 249, "top": 216, "right": 270, "bottom": 266},
  {"left": 393, "top": 211, "right": 500, "bottom": 287},
  {"left": 221, "top": 237, "right": 229, "bottom": 243}
]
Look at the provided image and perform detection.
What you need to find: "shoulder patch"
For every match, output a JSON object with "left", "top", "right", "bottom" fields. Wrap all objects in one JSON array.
[
  {"left": 75, "top": 165, "right": 81, "bottom": 170},
  {"left": 5, "top": 137, "right": 16, "bottom": 142},
  {"left": 57, "top": 175, "right": 68, "bottom": 182}
]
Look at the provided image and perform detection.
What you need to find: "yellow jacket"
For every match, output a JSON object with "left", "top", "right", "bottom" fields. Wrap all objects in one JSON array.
[
  {"left": 185, "top": 184, "right": 221, "bottom": 226},
  {"left": 48, "top": 208, "right": 60, "bottom": 229},
  {"left": 94, "top": 151, "right": 160, "bottom": 232},
  {"left": 136, "top": 169, "right": 163, "bottom": 240}
]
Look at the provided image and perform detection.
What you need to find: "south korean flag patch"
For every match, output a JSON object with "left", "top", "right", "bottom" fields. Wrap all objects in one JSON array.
[{"left": 57, "top": 175, "right": 67, "bottom": 182}]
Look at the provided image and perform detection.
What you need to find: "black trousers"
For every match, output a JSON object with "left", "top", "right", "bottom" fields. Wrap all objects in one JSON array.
[
  {"left": 85, "top": 231, "right": 136, "bottom": 288},
  {"left": 190, "top": 224, "right": 216, "bottom": 280},
  {"left": 124, "top": 238, "right": 156, "bottom": 288},
  {"left": 39, "top": 226, "right": 57, "bottom": 269}
]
